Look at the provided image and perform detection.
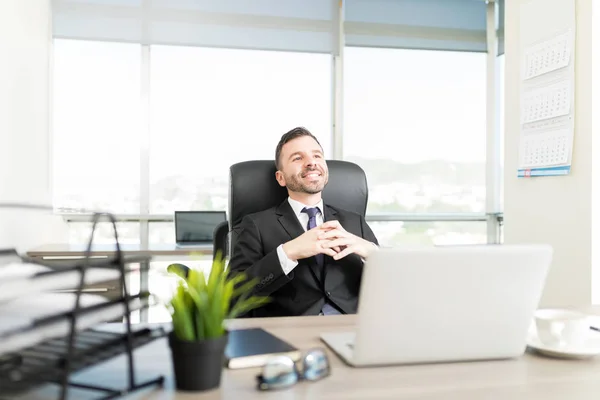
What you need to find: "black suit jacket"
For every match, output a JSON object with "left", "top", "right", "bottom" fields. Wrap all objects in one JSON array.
[{"left": 228, "top": 199, "right": 378, "bottom": 317}]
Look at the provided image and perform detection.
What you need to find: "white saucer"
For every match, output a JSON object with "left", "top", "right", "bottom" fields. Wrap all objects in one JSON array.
[{"left": 527, "top": 325, "right": 600, "bottom": 359}]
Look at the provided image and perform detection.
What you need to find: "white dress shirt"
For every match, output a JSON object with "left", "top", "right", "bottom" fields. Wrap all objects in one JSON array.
[{"left": 276, "top": 197, "right": 324, "bottom": 275}]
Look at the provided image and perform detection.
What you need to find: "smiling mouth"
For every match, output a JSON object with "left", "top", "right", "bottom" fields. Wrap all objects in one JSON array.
[{"left": 302, "top": 172, "right": 321, "bottom": 179}]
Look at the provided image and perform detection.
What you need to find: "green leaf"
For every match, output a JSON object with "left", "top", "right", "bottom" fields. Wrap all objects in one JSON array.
[
  {"left": 166, "top": 253, "right": 270, "bottom": 342},
  {"left": 221, "top": 276, "right": 239, "bottom": 317},
  {"left": 207, "top": 253, "right": 225, "bottom": 298},
  {"left": 194, "top": 310, "right": 204, "bottom": 342},
  {"left": 188, "top": 268, "right": 207, "bottom": 294},
  {"left": 231, "top": 276, "right": 260, "bottom": 299},
  {"left": 228, "top": 295, "right": 271, "bottom": 319},
  {"left": 170, "top": 283, "right": 195, "bottom": 341},
  {"left": 166, "top": 263, "right": 190, "bottom": 280},
  {"left": 208, "top": 277, "right": 225, "bottom": 338},
  {"left": 186, "top": 283, "right": 209, "bottom": 340}
]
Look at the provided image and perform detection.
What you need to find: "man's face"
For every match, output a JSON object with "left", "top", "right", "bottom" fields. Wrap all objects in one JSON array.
[{"left": 276, "top": 135, "right": 328, "bottom": 195}]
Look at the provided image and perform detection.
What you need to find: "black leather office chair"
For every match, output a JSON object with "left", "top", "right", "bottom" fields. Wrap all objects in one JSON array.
[
  {"left": 212, "top": 220, "right": 229, "bottom": 261},
  {"left": 227, "top": 160, "right": 369, "bottom": 252}
]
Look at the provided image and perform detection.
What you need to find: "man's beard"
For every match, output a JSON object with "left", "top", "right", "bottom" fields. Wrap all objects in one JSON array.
[{"left": 285, "top": 168, "right": 327, "bottom": 194}]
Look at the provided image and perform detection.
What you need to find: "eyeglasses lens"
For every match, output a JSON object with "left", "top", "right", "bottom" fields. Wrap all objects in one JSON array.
[
  {"left": 257, "top": 356, "right": 299, "bottom": 390},
  {"left": 302, "top": 349, "right": 330, "bottom": 381}
]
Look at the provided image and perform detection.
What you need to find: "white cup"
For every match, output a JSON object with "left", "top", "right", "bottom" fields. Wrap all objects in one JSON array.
[{"left": 535, "top": 309, "right": 590, "bottom": 347}]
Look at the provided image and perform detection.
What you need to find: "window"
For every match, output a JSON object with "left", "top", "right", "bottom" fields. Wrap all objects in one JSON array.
[
  {"left": 370, "top": 221, "right": 487, "bottom": 247},
  {"left": 344, "top": 47, "right": 487, "bottom": 215},
  {"left": 136, "top": 258, "right": 215, "bottom": 324},
  {"left": 149, "top": 46, "right": 332, "bottom": 214},
  {"left": 498, "top": 54, "right": 505, "bottom": 212},
  {"left": 149, "top": 222, "right": 174, "bottom": 244},
  {"left": 53, "top": 39, "right": 141, "bottom": 214},
  {"left": 66, "top": 222, "right": 140, "bottom": 245}
]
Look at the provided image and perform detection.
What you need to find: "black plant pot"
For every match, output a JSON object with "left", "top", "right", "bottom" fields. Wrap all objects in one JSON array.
[{"left": 168, "top": 331, "right": 229, "bottom": 392}]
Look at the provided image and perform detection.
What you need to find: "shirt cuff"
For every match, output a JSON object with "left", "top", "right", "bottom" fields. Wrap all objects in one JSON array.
[{"left": 277, "top": 244, "right": 299, "bottom": 275}]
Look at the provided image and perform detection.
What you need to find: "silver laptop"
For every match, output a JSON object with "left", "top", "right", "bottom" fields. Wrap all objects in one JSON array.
[
  {"left": 174, "top": 211, "right": 226, "bottom": 248},
  {"left": 320, "top": 244, "right": 553, "bottom": 367}
]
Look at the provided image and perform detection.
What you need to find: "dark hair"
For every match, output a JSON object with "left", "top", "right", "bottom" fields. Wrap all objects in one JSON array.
[{"left": 275, "top": 127, "right": 322, "bottom": 170}]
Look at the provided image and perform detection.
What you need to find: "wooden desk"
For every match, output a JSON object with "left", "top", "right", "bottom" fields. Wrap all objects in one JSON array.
[
  {"left": 26, "top": 243, "right": 213, "bottom": 259},
  {"left": 19, "top": 311, "right": 600, "bottom": 400},
  {"left": 26, "top": 244, "right": 213, "bottom": 321}
]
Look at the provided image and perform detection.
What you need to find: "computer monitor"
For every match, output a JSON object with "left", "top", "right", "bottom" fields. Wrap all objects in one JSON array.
[{"left": 174, "top": 211, "right": 226, "bottom": 246}]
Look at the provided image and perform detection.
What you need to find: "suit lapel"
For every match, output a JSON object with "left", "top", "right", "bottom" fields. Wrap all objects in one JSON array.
[
  {"left": 276, "top": 200, "right": 305, "bottom": 240},
  {"left": 323, "top": 204, "right": 339, "bottom": 224}
]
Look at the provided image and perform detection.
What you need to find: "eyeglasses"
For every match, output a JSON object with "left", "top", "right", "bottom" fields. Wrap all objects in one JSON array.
[{"left": 256, "top": 348, "right": 331, "bottom": 391}]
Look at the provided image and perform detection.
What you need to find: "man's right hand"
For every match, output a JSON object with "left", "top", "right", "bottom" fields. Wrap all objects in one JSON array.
[{"left": 282, "top": 227, "right": 339, "bottom": 261}]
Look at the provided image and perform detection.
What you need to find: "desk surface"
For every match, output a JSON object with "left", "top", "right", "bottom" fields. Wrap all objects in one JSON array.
[
  {"left": 26, "top": 243, "right": 213, "bottom": 258},
  {"left": 20, "top": 310, "right": 600, "bottom": 400}
]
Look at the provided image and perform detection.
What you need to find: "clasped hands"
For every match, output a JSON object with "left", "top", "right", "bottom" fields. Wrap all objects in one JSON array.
[{"left": 282, "top": 220, "right": 376, "bottom": 262}]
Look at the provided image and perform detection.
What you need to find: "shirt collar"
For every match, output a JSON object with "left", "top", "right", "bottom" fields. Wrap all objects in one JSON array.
[{"left": 287, "top": 197, "right": 324, "bottom": 219}]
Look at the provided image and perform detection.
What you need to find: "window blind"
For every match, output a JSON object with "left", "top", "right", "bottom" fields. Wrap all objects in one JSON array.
[
  {"left": 52, "top": 0, "right": 334, "bottom": 53},
  {"left": 345, "top": 0, "right": 488, "bottom": 53},
  {"left": 52, "top": 0, "right": 501, "bottom": 54}
]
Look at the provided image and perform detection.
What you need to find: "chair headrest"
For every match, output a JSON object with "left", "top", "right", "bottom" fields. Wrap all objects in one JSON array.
[{"left": 228, "top": 160, "right": 368, "bottom": 228}]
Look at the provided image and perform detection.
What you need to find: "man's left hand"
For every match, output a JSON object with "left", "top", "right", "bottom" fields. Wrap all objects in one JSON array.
[{"left": 318, "top": 220, "right": 377, "bottom": 260}]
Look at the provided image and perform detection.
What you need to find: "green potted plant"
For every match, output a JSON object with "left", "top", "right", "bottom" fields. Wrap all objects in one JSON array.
[{"left": 166, "top": 252, "right": 269, "bottom": 392}]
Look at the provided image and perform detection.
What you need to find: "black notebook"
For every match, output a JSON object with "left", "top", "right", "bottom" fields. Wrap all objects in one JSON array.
[{"left": 224, "top": 328, "right": 301, "bottom": 369}]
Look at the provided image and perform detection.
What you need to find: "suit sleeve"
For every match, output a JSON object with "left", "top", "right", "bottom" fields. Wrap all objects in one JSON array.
[
  {"left": 360, "top": 215, "right": 379, "bottom": 246},
  {"left": 228, "top": 215, "right": 293, "bottom": 296}
]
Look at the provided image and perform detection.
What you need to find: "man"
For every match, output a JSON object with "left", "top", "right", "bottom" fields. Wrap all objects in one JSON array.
[{"left": 228, "top": 127, "right": 378, "bottom": 317}]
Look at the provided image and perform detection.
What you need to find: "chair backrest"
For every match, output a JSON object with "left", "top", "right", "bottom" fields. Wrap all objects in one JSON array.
[
  {"left": 212, "top": 220, "right": 229, "bottom": 261},
  {"left": 228, "top": 160, "right": 369, "bottom": 241}
]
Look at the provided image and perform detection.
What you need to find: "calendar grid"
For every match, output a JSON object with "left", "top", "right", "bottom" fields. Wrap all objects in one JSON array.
[
  {"left": 518, "top": 25, "right": 575, "bottom": 178},
  {"left": 519, "top": 130, "right": 570, "bottom": 168},
  {"left": 521, "top": 80, "right": 571, "bottom": 124},
  {"left": 523, "top": 31, "right": 571, "bottom": 80}
]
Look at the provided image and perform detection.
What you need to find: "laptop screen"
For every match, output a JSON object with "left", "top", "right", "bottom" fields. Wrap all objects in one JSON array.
[{"left": 175, "top": 211, "right": 226, "bottom": 243}]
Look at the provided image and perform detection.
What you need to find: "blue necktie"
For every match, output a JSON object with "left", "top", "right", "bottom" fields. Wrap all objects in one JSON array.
[
  {"left": 301, "top": 207, "right": 340, "bottom": 316},
  {"left": 302, "top": 207, "right": 323, "bottom": 265}
]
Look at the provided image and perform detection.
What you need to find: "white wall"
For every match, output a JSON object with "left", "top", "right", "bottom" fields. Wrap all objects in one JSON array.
[
  {"left": 592, "top": 0, "right": 600, "bottom": 306},
  {"left": 504, "top": 0, "right": 594, "bottom": 306},
  {"left": 0, "top": 0, "right": 67, "bottom": 253}
]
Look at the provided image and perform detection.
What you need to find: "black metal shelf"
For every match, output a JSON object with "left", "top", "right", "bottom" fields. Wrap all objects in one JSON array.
[
  {"left": 0, "top": 327, "right": 166, "bottom": 398},
  {"left": 0, "top": 212, "right": 166, "bottom": 399}
]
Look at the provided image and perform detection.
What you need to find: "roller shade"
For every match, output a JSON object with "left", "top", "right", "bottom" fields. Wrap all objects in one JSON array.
[
  {"left": 52, "top": 0, "right": 334, "bottom": 53},
  {"left": 52, "top": 0, "right": 499, "bottom": 54},
  {"left": 345, "top": 0, "right": 488, "bottom": 53}
]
